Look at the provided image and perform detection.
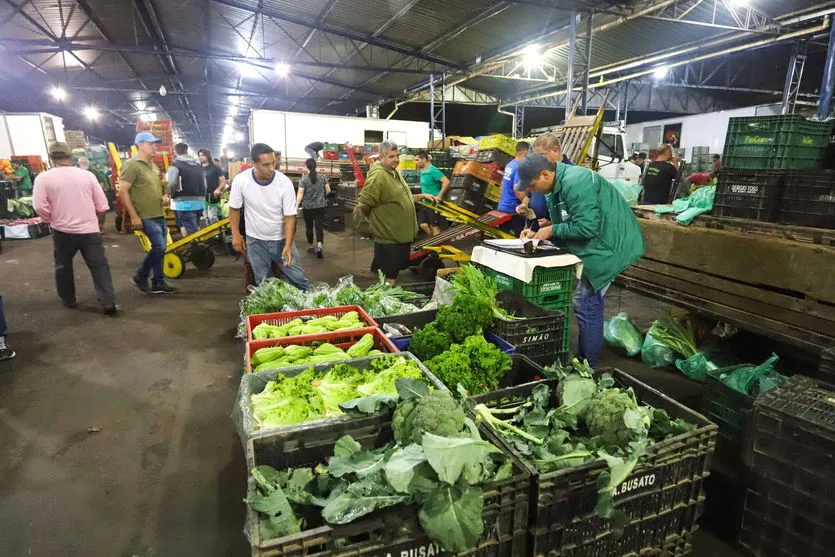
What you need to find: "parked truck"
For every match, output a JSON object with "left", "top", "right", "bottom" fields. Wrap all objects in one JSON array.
[{"left": 0, "top": 112, "right": 66, "bottom": 164}]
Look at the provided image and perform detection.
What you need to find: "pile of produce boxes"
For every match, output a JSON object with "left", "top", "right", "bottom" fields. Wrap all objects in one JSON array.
[{"left": 233, "top": 265, "right": 719, "bottom": 556}]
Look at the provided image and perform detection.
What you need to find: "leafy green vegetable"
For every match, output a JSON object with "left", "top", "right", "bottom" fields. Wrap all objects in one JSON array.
[
  {"left": 649, "top": 315, "right": 698, "bottom": 358},
  {"left": 422, "top": 433, "right": 502, "bottom": 485},
  {"left": 410, "top": 322, "right": 453, "bottom": 361},
  {"left": 392, "top": 389, "right": 466, "bottom": 445},
  {"left": 436, "top": 296, "right": 493, "bottom": 343},
  {"left": 426, "top": 335, "right": 511, "bottom": 395},
  {"left": 418, "top": 484, "right": 484, "bottom": 553}
]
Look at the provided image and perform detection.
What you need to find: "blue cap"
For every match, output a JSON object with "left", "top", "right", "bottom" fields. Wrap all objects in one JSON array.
[
  {"left": 515, "top": 153, "right": 551, "bottom": 191},
  {"left": 135, "top": 132, "right": 161, "bottom": 144}
]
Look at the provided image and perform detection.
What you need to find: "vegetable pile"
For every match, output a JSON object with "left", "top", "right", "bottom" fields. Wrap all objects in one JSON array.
[
  {"left": 252, "top": 311, "right": 368, "bottom": 340},
  {"left": 246, "top": 379, "right": 513, "bottom": 552},
  {"left": 251, "top": 333, "right": 382, "bottom": 372},
  {"left": 471, "top": 359, "right": 696, "bottom": 532},
  {"left": 250, "top": 355, "right": 425, "bottom": 429},
  {"left": 240, "top": 274, "right": 426, "bottom": 336}
]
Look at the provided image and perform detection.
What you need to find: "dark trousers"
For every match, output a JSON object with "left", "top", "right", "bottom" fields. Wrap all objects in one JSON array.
[
  {"left": 52, "top": 230, "right": 116, "bottom": 307},
  {"left": 303, "top": 207, "right": 325, "bottom": 245},
  {"left": 0, "top": 295, "right": 7, "bottom": 336}
]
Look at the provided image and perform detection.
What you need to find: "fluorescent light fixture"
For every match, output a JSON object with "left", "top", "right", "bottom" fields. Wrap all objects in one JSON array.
[
  {"left": 234, "top": 132, "right": 244, "bottom": 142},
  {"left": 159, "top": 85, "right": 167, "bottom": 97},
  {"left": 50, "top": 86, "right": 66, "bottom": 101},
  {"left": 652, "top": 66, "right": 668, "bottom": 79},
  {"left": 84, "top": 106, "right": 99, "bottom": 120},
  {"left": 274, "top": 62, "right": 290, "bottom": 78}
]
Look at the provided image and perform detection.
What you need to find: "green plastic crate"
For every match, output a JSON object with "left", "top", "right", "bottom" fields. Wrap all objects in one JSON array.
[
  {"left": 477, "top": 264, "right": 574, "bottom": 300},
  {"left": 723, "top": 116, "right": 833, "bottom": 170}
]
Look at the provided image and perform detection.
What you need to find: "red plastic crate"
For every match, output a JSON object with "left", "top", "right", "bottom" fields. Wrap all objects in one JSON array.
[
  {"left": 322, "top": 151, "right": 339, "bottom": 160},
  {"left": 245, "top": 327, "right": 399, "bottom": 373},
  {"left": 245, "top": 305, "right": 377, "bottom": 342}
]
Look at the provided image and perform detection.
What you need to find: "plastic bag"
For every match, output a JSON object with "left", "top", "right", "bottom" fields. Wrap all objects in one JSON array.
[
  {"left": 641, "top": 321, "right": 678, "bottom": 368},
  {"left": 612, "top": 179, "right": 644, "bottom": 206},
  {"left": 604, "top": 313, "right": 644, "bottom": 357},
  {"left": 655, "top": 185, "right": 716, "bottom": 225},
  {"left": 333, "top": 275, "right": 365, "bottom": 307},
  {"left": 709, "top": 353, "right": 787, "bottom": 396},
  {"left": 675, "top": 352, "right": 718, "bottom": 382}
]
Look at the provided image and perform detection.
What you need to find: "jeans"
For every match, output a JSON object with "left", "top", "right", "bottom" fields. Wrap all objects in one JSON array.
[
  {"left": 137, "top": 217, "right": 167, "bottom": 283},
  {"left": 204, "top": 204, "right": 220, "bottom": 225},
  {"left": 303, "top": 207, "right": 325, "bottom": 245},
  {"left": 246, "top": 237, "right": 310, "bottom": 290},
  {"left": 53, "top": 230, "right": 116, "bottom": 307},
  {"left": 0, "top": 296, "right": 7, "bottom": 336},
  {"left": 573, "top": 277, "right": 611, "bottom": 368},
  {"left": 175, "top": 209, "right": 203, "bottom": 236},
  {"left": 304, "top": 146, "right": 319, "bottom": 159}
]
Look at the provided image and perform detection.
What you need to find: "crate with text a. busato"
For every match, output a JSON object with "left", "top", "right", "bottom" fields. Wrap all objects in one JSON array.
[
  {"left": 245, "top": 419, "right": 530, "bottom": 557},
  {"left": 473, "top": 370, "right": 717, "bottom": 557}
]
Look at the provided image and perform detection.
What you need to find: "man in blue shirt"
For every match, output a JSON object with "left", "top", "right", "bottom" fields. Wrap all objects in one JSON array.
[
  {"left": 497, "top": 141, "right": 530, "bottom": 234},
  {"left": 516, "top": 133, "right": 574, "bottom": 229}
]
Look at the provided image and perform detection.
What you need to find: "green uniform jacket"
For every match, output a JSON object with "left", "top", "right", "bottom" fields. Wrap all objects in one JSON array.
[
  {"left": 548, "top": 164, "right": 645, "bottom": 291},
  {"left": 357, "top": 163, "right": 418, "bottom": 244}
]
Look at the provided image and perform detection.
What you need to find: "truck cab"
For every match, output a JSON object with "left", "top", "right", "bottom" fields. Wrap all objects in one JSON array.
[{"left": 530, "top": 121, "right": 641, "bottom": 183}]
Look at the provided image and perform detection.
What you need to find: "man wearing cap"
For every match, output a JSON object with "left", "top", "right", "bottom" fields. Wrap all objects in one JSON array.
[
  {"left": 33, "top": 142, "right": 117, "bottom": 315},
  {"left": 516, "top": 154, "right": 645, "bottom": 366},
  {"left": 120, "top": 132, "right": 177, "bottom": 295}
]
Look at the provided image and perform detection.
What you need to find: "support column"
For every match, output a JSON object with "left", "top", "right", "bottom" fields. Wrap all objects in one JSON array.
[
  {"left": 429, "top": 73, "right": 436, "bottom": 144},
  {"left": 565, "top": 11, "right": 576, "bottom": 119},
  {"left": 581, "top": 13, "right": 593, "bottom": 114},
  {"left": 514, "top": 105, "right": 525, "bottom": 138},
  {"left": 817, "top": 20, "right": 835, "bottom": 118},
  {"left": 782, "top": 42, "right": 807, "bottom": 115}
]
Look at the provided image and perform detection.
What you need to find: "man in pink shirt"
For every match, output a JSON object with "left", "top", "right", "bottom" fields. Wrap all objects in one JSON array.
[{"left": 33, "top": 142, "right": 117, "bottom": 315}]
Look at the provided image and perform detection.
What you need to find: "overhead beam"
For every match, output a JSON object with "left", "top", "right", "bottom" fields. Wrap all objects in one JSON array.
[{"left": 211, "top": 0, "right": 464, "bottom": 69}]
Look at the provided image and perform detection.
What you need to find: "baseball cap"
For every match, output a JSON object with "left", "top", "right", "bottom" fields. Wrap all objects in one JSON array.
[
  {"left": 515, "top": 153, "right": 551, "bottom": 191},
  {"left": 48, "top": 141, "right": 72, "bottom": 158},
  {"left": 135, "top": 132, "right": 161, "bottom": 144}
]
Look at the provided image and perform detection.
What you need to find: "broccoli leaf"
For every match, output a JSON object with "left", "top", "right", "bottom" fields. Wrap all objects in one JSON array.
[
  {"left": 422, "top": 433, "right": 502, "bottom": 485},
  {"left": 338, "top": 395, "right": 398, "bottom": 416},
  {"left": 246, "top": 486, "right": 302, "bottom": 538},
  {"left": 322, "top": 490, "right": 409, "bottom": 524},
  {"left": 333, "top": 435, "right": 362, "bottom": 457},
  {"left": 384, "top": 444, "right": 428, "bottom": 493},
  {"left": 328, "top": 449, "right": 385, "bottom": 478},
  {"left": 395, "top": 377, "right": 431, "bottom": 400},
  {"left": 418, "top": 484, "right": 484, "bottom": 553}
]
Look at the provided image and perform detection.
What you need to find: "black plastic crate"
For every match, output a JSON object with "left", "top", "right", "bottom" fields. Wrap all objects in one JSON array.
[
  {"left": 476, "top": 148, "right": 514, "bottom": 168},
  {"left": 777, "top": 170, "right": 835, "bottom": 229},
  {"left": 821, "top": 347, "right": 835, "bottom": 384},
  {"left": 740, "top": 376, "right": 835, "bottom": 557},
  {"left": 459, "top": 189, "right": 486, "bottom": 215},
  {"left": 245, "top": 421, "right": 530, "bottom": 557},
  {"left": 376, "top": 309, "right": 438, "bottom": 338},
  {"left": 490, "top": 291, "right": 566, "bottom": 366},
  {"left": 473, "top": 370, "right": 717, "bottom": 557},
  {"left": 702, "top": 369, "right": 755, "bottom": 474},
  {"left": 446, "top": 186, "right": 466, "bottom": 204},
  {"left": 713, "top": 169, "right": 789, "bottom": 222}
]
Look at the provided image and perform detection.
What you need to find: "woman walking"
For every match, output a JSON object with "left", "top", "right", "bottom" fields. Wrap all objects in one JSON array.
[{"left": 296, "top": 158, "right": 330, "bottom": 258}]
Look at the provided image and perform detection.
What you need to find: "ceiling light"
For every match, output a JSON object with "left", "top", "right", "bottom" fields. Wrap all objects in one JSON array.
[
  {"left": 234, "top": 132, "right": 244, "bottom": 142},
  {"left": 652, "top": 66, "right": 668, "bottom": 80},
  {"left": 50, "top": 86, "right": 66, "bottom": 101},
  {"left": 84, "top": 106, "right": 99, "bottom": 120},
  {"left": 239, "top": 62, "right": 261, "bottom": 79},
  {"left": 159, "top": 85, "right": 167, "bottom": 97},
  {"left": 522, "top": 44, "right": 542, "bottom": 70},
  {"left": 275, "top": 62, "right": 290, "bottom": 78}
]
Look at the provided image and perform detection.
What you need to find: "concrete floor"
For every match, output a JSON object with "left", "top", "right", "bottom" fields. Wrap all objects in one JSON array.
[{"left": 0, "top": 224, "right": 743, "bottom": 557}]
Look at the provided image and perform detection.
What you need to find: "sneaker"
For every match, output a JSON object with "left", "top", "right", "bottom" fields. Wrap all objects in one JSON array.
[
  {"left": 150, "top": 281, "right": 178, "bottom": 294},
  {"left": 104, "top": 305, "right": 119, "bottom": 316},
  {"left": 0, "top": 336, "right": 15, "bottom": 362},
  {"left": 131, "top": 276, "right": 150, "bottom": 294},
  {"left": 316, "top": 246, "right": 323, "bottom": 259},
  {"left": 61, "top": 299, "right": 78, "bottom": 309},
  {"left": 307, "top": 247, "right": 316, "bottom": 255}
]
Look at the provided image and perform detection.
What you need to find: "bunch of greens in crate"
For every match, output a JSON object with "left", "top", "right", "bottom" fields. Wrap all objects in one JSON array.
[
  {"left": 246, "top": 379, "right": 514, "bottom": 552},
  {"left": 471, "top": 358, "right": 696, "bottom": 533},
  {"left": 250, "top": 354, "right": 425, "bottom": 429},
  {"left": 448, "top": 265, "right": 521, "bottom": 322}
]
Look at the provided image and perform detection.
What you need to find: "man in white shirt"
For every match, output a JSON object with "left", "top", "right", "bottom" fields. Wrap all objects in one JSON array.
[{"left": 228, "top": 143, "right": 310, "bottom": 289}]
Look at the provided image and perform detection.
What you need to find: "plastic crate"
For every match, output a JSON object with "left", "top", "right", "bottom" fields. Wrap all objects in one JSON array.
[
  {"left": 245, "top": 327, "right": 398, "bottom": 373},
  {"left": 479, "top": 134, "right": 517, "bottom": 156},
  {"left": 490, "top": 291, "right": 567, "bottom": 366},
  {"left": 740, "top": 376, "right": 835, "bottom": 557},
  {"left": 713, "top": 169, "right": 788, "bottom": 222},
  {"left": 391, "top": 331, "right": 517, "bottom": 356},
  {"left": 476, "top": 148, "right": 514, "bottom": 168},
  {"left": 376, "top": 309, "right": 438, "bottom": 338},
  {"left": 322, "top": 151, "right": 339, "bottom": 160},
  {"left": 777, "top": 170, "right": 835, "bottom": 229},
  {"left": 245, "top": 420, "right": 530, "bottom": 557},
  {"left": 245, "top": 306, "right": 377, "bottom": 342},
  {"left": 474, "top": 370, "right": 717, "bottom": 557},
  {"left": 235, "top": 352, "right": 438, "bottom": 466},
  {"left": 453, "top": 159, "right": 495, "bottom": 182},
  {"left": 820, "top": 347, "right": 835, "bottom": 384},
  {"left": 723, "top": 116, "right": 832, "bottom": 170},
  {"left": 702, "top": 368, "right": 755, "bottom": 474},
  {"left": 476, "top": 263, "right": 575, "bottom": 304}
]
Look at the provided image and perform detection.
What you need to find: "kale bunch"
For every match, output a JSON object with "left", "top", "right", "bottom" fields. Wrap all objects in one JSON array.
[{"left": 426, "top": 335, "right": 511, "bottom": 395}]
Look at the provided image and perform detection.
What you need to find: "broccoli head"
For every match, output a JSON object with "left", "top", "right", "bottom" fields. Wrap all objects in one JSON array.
[
  {"left": 585, "top": 389, "right": 648, "bottom": 449},
  {"left": 392, "top": 390, "right": 466, "bottom": 445}
]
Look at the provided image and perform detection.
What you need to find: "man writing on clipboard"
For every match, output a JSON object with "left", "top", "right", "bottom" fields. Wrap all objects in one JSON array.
[{"left": 515, "top": 153, "right": 645, "bottom": 366}]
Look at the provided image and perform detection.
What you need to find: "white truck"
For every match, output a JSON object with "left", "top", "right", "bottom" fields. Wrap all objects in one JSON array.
[
  {"left": 248, "top": 109, "right": 433, "bottom": 167},
  {"left": 625, "top": 104, "right": 782, "bottom": 161},
  {"left": 530, "top": 121, "right": 641, "bottom": 182},
  {"left": 0, "top": 112, "right": 66, "bottom": 163}
]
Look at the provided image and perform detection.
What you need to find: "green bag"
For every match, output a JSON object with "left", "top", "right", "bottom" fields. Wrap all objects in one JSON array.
[
  {"left": 641, "top": 321, "right": 678, "bottom": 368},
  {"left": 708, "top": 353, "right": 787, "bottom": 396},
  {"left": 604, "top": 313, "right": 644, "bottom": 357},
  {"left": 675, "top": 352, "right": 718, "bottom": 382}
]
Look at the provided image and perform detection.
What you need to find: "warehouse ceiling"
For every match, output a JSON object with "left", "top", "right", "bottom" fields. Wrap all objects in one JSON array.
[{"left": 0, "top": 0, "right": 832, "bottom": 150}]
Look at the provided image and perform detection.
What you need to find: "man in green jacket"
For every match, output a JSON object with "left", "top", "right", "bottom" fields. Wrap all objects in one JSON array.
[
  {"left": 354, "top": 140, "right": 433, "bottom": 284},
  {"left": 517, "top": 153, "right": 645, "bottom": 366}
]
